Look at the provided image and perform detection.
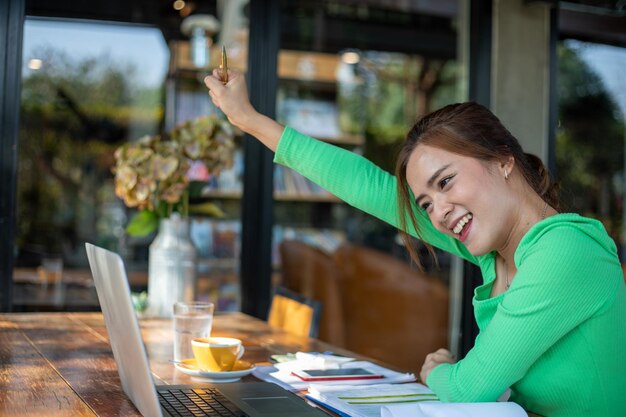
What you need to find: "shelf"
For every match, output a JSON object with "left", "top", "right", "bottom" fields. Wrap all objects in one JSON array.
[
  {"left": 169, "top": 40, "right": 248, "bottom": 74},
  {"left": 198, "top": 257, "right": 238, "bottom": 271},
  {"left": 278, "top": 50, "right": 340, "bottom": 83},
  {"left": 199, "top": 189, "right": 242, "bottom": 199},
  {"left": 279, "top": 77, "right": 338, "bottom": 93},
  {"left": 199, "top": 189, "right": 340, "bottom": 203},
  {"left": 169, "top": 43, "right": 342, "bottom": 85},
  {"left": 274, "top": 192, "right": 340, "bottom": 203},
  {"left": 320, "top": 134, "right": 365, "bottom": 146}
]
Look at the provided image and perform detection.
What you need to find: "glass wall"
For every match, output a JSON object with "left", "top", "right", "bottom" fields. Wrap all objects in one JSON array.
[
  {"left": 14, "top": 10, "right": 250, "bottom": 313},
  {"left": 15, "top": 18, "right": 168, "bottom": 311},
  {"left": 556, "top": 40, "right": 626, "bottom": 259},
  {"left": 272, "top": 0, "right": 465, "bottom": 374}
]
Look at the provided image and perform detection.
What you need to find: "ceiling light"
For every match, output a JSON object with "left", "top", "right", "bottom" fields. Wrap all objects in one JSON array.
[
  {"left": 181, "top": 14, "right": 221, "bottom": 68},
  {"left": 28, "top": 59, "right": 42, "bottom": 70}
]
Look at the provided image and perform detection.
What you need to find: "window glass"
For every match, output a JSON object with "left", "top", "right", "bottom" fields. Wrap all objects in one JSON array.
[
  {"left": 17, "top": 13, "right": 250, "bottom": 314},
  {"left": 273, "top": 0, "right": 464, "bottom": 374},
  {"left": 557, "top": 40, "right": 626, "bottom": 257},
  {"left": 15, "top": 18, "right": 168, "bottom": 311}
]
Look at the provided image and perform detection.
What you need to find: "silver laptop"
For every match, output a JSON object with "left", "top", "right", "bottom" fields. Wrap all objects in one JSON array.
[{"left": 85, "top": 243, "right": 327, "bottom": 417}]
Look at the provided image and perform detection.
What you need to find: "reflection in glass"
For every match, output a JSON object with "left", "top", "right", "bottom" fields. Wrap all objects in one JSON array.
[
  {"left": 272, "top": 1, "right": 463, "bottom": 369},
  {"left": 15, "top": 18, "right": 168, "bottom": 310},
  {"left": 557, "top": 40, "right": 626, "bottom": 257}
]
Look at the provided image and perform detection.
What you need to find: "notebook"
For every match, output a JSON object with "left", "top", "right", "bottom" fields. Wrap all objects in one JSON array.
[{"left": 85, "top": 242, "right": 327, "bottom": 417}]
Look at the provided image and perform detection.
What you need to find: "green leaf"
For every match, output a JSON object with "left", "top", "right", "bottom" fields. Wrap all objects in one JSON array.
[
  {"left": 188, "top": 202, "right": 225, "bottom": 218},
  {"left": 126, "top": 210, "right": 159, "bottom": 237}
]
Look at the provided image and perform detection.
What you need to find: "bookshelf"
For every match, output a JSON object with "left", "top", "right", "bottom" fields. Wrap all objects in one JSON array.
[
  {"left": 272, "top": 49, "right": 365, "bottom": 265},
  {"left": 199, "top": 190, "right": 340, "bottom": 203},
  {"left": 167, "top": 41, "right": 364, "bottom": 281}
]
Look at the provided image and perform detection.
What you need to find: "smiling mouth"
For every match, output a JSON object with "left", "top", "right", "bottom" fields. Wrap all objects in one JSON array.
[{"left": 452, "top": 213, "right": 473, "bottom": 235}]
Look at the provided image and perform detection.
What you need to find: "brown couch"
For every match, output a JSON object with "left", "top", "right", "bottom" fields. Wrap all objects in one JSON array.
[{"left": 279, "top": 240, "right": 346, "bottom": 347}]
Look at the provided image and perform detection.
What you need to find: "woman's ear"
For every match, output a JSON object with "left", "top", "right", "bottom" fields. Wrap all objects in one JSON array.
[{"left": 500, "top": 156, "right": 515, "bottom": 179}]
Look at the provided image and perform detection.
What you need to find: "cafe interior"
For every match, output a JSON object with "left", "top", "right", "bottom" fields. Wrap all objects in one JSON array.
[{"left": 0, "top": 0, "right": 625, "bottom": 414}]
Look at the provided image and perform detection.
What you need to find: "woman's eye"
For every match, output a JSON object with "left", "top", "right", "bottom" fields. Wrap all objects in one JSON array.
[
  {"left": 439, "top": 175, "right": 454, "bottom": 189},
  {"left": 421, "top": 202, "right": 431, "bottom": 211}
]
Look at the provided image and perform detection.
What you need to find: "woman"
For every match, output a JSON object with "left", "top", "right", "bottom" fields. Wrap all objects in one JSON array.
[{"left": 205, "top": 70, "right": 626, "bottom": 417}]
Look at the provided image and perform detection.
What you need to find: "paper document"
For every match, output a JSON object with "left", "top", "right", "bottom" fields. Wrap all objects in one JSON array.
[
  {"left": 307, "top": 383, "right": 438, "bottom": 417},
  {"left": 381, "top": 401, "right": 528, "bottom": 417},
  {"left": 259, "top": 360, "right": 415, "bottom": 391},
  {"left": 294, "top": 351, "right": 356, "bottom": 367}
]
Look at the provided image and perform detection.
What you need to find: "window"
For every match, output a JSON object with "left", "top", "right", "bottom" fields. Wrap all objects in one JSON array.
[
  {"left": 556, "top": 40, "right": 626, "bottom": 258},
  {"left": 14, "top": 18, "right": 168, "bottom": 311}
]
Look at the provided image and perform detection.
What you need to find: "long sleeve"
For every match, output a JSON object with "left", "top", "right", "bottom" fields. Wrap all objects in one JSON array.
[{"left": 274, "top": 126, "right": 476, "bottom": 263}]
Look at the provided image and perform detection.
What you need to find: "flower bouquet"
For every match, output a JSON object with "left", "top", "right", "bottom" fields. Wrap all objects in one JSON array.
[{"left": 113, "top": 115, "right": 237, "bottom": 236}]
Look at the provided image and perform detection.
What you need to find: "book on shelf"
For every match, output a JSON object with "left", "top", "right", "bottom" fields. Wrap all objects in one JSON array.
[
  {"left": 278, "top": 98, "right": 341, "bottom": 139},
  {"left": 281, "top": 165, "right": 299, "bottom": 194},
  {"left": 274, "top": 166, "right": 332, "bottom": 197},
  {"left": 307, "top": 384, "right": 528, "bottom": 417},
  {"left": 190, "top": 219, "right": 240, "bottom": 261}
]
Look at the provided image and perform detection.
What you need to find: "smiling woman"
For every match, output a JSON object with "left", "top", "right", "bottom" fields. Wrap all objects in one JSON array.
[
  {"left": 396, "top": 103, "right": 559, "bottom": 268},
  {"left": 203, "top": 69, "right": 626, "bottom": 417}
]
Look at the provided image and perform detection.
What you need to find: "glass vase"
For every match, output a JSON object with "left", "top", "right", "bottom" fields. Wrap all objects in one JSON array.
[{"left": 147, "top": 213, "right": 197, "bottom": 318}]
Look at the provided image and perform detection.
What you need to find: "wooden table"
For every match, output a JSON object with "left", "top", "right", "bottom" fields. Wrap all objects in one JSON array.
[{"left": 0, "top": 312, "right": 351, "bottom": 416}]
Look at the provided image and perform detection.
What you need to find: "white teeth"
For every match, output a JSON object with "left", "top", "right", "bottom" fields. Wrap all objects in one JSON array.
[{"left": 452, "top": 213, "right": 473, "bottom": 234}]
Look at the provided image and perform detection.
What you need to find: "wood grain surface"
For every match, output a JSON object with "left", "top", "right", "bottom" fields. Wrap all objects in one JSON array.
[
  {"left": 0, "top": 312, "right": 348, "bottom": 416},
  {"left": 0, "top": 312, "right": 544, "bottom": 417}
]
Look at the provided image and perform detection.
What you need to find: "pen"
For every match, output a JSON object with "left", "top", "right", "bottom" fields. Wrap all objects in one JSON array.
[{"left": 220, "top": 45, "right": 228, "bottom": 85}]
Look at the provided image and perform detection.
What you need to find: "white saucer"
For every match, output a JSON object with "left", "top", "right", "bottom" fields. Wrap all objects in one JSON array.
[{"left": 175, "top": 359, "right": 255, "bottom": 383}]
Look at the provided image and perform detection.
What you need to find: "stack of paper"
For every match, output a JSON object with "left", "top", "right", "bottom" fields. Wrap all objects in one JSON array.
[
  {"left": 293, "top": 351, "right": 357, "bottom": 368},
  {"left": 307, "top": 384, "right": 528, "bottom": 417},
  {"left": 251, "top": 359, "right": 415, "bottom": 391},
  {"left": 381, "top": 402, "right": 528, "bottom": 417}
]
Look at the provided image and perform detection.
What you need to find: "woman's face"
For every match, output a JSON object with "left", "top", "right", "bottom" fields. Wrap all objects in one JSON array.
[{"left": 406, "top": 144, "right": 512, "bottom": 256}]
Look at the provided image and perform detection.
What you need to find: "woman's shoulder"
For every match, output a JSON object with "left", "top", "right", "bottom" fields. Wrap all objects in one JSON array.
[
  {"left": 512, "top": 213, "right": 623, "bottom": 316},
  {"left": 518, "top": 213, "right": 616, "bottom": 257},
  {"left": 515, "top": 213, "right": 622, "bottom": 288}
]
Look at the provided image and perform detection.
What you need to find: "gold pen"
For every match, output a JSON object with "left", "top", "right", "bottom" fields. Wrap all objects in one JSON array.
[{"left": 220, "top": 46, "right": 228, "bottom": 85}]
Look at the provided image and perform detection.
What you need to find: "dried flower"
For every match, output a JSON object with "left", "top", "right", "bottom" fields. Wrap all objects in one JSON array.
[{"left": 113, "top": 115, "right": 236, "bottom": 236}]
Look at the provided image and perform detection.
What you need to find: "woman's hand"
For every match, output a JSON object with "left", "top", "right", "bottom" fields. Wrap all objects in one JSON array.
[
  {"left": 204, "top": 69, "right": 257, "bottom": 132},
  {"left": 204, "top": 68, "right": 285, "bottom": 151},
  {"left": 420, "top": 348, "right": 456, "bottom": 384}
]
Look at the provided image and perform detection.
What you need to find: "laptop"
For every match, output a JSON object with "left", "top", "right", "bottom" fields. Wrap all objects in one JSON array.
[{"left": 85, "top": 243, "right": 328, "bottom": 417}]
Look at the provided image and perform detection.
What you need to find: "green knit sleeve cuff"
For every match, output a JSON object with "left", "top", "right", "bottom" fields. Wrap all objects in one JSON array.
[
  {"left": 426, "top": 363, "right": 454, "bottom": 402},
  {"left": 274, "top": 125, "right": 301, "bottom": 166}
]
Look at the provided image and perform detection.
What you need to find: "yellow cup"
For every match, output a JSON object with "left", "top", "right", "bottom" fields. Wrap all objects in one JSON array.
[{"left": 191, "top": 337, "right": 245, "bottom": 372}]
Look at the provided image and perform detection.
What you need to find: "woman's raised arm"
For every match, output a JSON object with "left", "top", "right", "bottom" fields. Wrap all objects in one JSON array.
[{"left": 204, "top": 68, "right": 475, "bottom": 263}]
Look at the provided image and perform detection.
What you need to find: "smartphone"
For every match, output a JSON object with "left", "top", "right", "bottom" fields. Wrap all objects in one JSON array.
[{"left": 291, "top": 368, "right": 384, "bottom": 381}]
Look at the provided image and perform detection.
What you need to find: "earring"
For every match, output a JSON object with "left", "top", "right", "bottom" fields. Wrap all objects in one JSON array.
[{"left": 504, "top": 170, "right": 509, "bottom": 180}]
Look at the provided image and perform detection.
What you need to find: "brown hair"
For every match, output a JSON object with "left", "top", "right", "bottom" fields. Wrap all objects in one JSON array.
[{"left": 395, "top": 102, "right": 559, "bottom": 269}]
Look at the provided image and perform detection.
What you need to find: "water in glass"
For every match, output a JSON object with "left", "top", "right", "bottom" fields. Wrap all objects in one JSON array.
[{"left": 173, "top": 302, "right": 214, "bottom": 362}]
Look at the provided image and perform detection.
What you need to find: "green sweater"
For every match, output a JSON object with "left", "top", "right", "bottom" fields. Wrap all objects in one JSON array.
[{"left": 275, "top": 127, "right": 626, "bottom": 417}]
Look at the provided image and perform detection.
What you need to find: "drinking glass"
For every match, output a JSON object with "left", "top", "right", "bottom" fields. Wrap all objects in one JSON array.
[{"left": 173, "top": 301, "right": 214, "bottom": 362}]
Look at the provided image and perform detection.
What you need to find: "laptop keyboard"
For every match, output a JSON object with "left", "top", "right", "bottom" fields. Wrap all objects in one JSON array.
[{"left": 158, "top": 388, "right": 250, "bottom": 417}]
